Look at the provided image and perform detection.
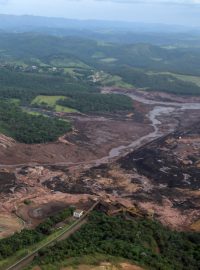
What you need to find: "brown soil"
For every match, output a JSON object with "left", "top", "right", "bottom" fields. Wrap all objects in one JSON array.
[
  {"left": 0, "top": 214, "right": 23, "bottom": 238},
  {"left": 0, "top": 91, "right": 200, "bottom": 236},
  {"left": 61, "top": 262, "right": 144, "bottom": 270},
  {"left": 0, "top": 110, "right": 152, "bottom": 166}
]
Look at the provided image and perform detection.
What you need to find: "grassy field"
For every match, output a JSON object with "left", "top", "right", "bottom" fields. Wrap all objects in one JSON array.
[
  {"left": 10, "top": 98, "right": 21, "bottom": 105},
  {"left": 22, "top": 109, "right": 47, "bottom": 117},
  {"left": 50, "top": 58, "right": 90, "bottom": 69},
  {"left": 100, "top": 57, "right": 117, "bottom": 63},
  {"left": 31, "top": 95, "right": 77, "bottom": 113},
  {"left": 97, "top": 72, "right": 133, "bottom": 88},
  {"left": 172, "top": 73, "right": 200, "bottom": 87},
  {"left": 31, "top": 95, "right": 66, "bottom": 106},
  {"left": 55, "top": 105, "right": 77, "bottom": 113}
]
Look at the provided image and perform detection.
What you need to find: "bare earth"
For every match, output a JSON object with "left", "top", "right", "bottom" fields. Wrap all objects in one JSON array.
[
  {"left": 0, "top": 89, "right": 200, "bottom": 236},
  {"left": 62, "top": 263, "right": 144, "bottom": 270},
  {"left": 32, "top": 262, "right": 144, "bottom": 270},
  {"left": 0, "top": 111, "right": 152, "bottom": 166}
]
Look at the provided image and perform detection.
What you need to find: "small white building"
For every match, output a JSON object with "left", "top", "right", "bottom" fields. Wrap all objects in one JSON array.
[{"left": 73, "top": 209, "right": 84, "bottom": 219}]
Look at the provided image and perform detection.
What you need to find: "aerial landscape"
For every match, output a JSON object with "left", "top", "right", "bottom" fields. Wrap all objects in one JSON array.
[{"left": 0, "top": 0, "right": 200, "bottom": 269}]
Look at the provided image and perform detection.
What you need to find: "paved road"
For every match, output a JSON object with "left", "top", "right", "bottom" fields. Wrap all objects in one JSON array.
[{"left": 5, "top": 201, "right": 99, "bottom": 270}]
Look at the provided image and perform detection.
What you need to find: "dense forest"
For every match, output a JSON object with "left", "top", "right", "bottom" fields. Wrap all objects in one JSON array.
[
  {"left": 1, "top": 211, "right": 199, "bottom": 269},
  {"left": 58, "top": 93, "right": 133, "bottom": 113},
  {"left": 30, "top": 212, "right": 200, "bottom": 270},
  {"left": 0, "top": 100, "right": 71, "bottom": 143},
  {"left": 0, "top": 68, "right": 94, "bottom": 104},
  {"left": 0, "top": 67, "right": 135, "bottom": 143},
  {"left": 1, "top": 33, "right": 200, "bottom": 76}
]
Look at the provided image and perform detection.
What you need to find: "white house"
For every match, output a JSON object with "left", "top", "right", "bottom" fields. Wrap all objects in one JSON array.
[{"left": 73, "top": 209, "right": 84, "bottom": 219}]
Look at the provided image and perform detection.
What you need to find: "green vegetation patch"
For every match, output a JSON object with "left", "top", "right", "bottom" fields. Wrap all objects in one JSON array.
[
  {"left": 55, "top": 105, "right": 77, "bottom": 113},
  {"left": 31, "top": 95, "right": 77, "bottom": 113},
  {"left": 58, "top": 93, "right": 133, "bottom": 113},
  {"left": 9, "top": 98, "right": 21, "bottom": 105},
  {"left": 31, "top": 95, "right": 67, "bottom": 107},
  {"left": 147, "top": 71, "right": 200, "bottom": 87},
  {"left": 100, "top": 58, "right": 117, "bottom": 63},
  {"left": 0, "top": 100, "right": 71, "bottom": 143},
  {"left": 111, "top": 66, "right": 200, "bottom": 95},
  {"left": 97, "top": 72, "right": 133, "bottom": 88},
  {"left": 50, "top": 58, "right": 90, "bottom": 69},
  {"left": 22, "top": 108, "right": 47, "bottom": 117},
  {"left": 0, "top": 68, "right": 94, "bottom": 104},
  {"left": 32, "top": 212, "right": 200, "bottom": 270}
]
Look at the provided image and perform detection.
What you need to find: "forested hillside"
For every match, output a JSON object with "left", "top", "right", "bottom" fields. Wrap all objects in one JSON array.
[
  {"left": 30, "top": 212, "right": 200, "bottom": 270},
  {"left": 0, "top": 67, "right": 134, "bottom": 143},
  {"left": 1, "top": 33, "right": 200, "bottom": 95},
  {"left": 0, "top": 31, "right": 200, "bottom": 143},
  {"left": 0, "top": 100, "right": 71, "bottom": 143}
]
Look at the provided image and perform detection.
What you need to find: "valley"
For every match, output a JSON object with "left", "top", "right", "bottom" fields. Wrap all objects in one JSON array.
[
  {"left": 0, "top": 89, "right": 199, "bottom": 240},
  {"left": 0, "top": 19, "right": 200, "bottom": 270}
]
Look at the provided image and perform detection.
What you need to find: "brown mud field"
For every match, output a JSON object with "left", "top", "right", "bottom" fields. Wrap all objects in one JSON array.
[
  {"left": 0, "top": 103, "right": 152, "bottom": 166},
  {"left": 0, "top": 89, "right": 200, "bottom": 236}
]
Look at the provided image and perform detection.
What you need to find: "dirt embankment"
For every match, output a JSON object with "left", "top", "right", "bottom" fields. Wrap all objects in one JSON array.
[
  {"left": 33, "top": 262, "right": 144, "bottom": 270},
  {"left": 60, "top": 263, "right": 144, "bottom": 270}
]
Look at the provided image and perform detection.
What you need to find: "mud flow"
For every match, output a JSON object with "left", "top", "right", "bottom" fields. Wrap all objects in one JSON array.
[{"left": 0, "top": 89, "right": 200, "bottom": 235}]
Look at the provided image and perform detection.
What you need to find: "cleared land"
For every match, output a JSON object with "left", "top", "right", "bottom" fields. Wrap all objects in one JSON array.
[
  {"left": 57, "top": 262, "right": 144, "bottom": 270},
  {"left": 0, "top": 214, "right": 23, "bottom": 239},
  {"left": 92, "top": 71, "right": 133, "bottom": 88}
]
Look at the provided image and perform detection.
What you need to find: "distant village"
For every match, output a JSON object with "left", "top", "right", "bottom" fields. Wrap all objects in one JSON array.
[
  {"left": 0, "top": 61, "right": 107, "bottom": 84},
  {"left": 0, "top": 62, "right": 64, "bottom": 75}
]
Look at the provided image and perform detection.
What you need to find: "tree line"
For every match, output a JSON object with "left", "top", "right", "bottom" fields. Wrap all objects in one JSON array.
[{"left": 58, "top": 92, "right": 133, "bottom": 113}]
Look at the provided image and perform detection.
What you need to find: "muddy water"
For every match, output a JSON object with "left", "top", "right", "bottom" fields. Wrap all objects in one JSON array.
[
  {"left": 106, "top": 106, "right": 175, "bottom": 159},
  {"left": 96, "top": 92, "right": 200, "bottom": 165},
  {"left": 96, "top": 105, "right": 176, "bottom": 165},
  {"left": 126, "top": 93, "right": 200, "bottom": 109}
]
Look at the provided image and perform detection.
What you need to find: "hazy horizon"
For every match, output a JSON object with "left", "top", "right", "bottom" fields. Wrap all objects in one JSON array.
[{"left": 0, "top": 0, "right": 200, "bottom": 27}]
